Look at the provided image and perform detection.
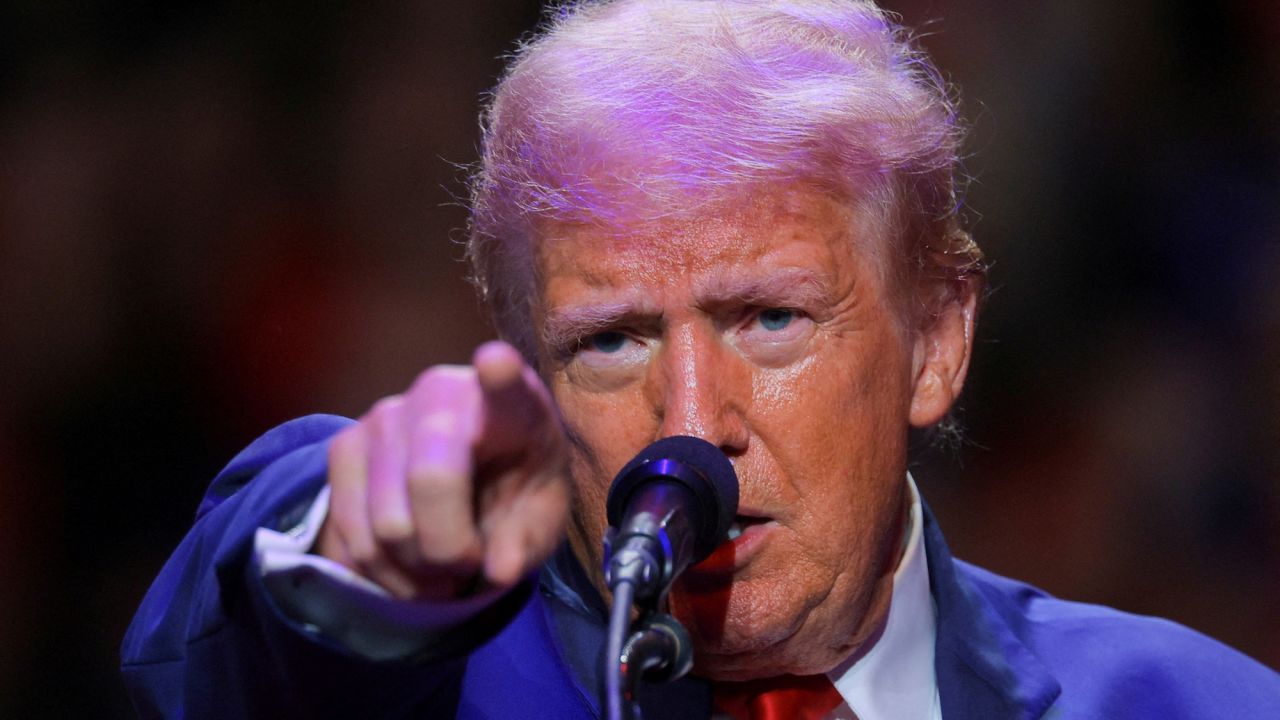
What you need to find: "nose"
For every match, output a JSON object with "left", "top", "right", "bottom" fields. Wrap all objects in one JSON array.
[{"left": 650, "top": 323, "right": 749, "bottom": 456}]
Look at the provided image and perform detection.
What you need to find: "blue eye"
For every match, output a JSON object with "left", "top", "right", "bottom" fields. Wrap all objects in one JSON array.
[
  {"left": 584, "top": 331, "right": 628, "bottom": 353},
  {"left": 758, "top": 309, "right": 794, "bottom": 331}
]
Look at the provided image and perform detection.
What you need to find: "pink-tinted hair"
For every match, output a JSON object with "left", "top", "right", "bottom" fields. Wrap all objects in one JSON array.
[{"left": 467, "top": 0, "right": 984, "bottom": 356}]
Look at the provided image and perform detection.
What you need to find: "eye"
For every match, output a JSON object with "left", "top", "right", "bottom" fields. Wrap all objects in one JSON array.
[
  {"left": 757, "top": 308, "right": 795, "bottom": 332},
  {"left": 581, "top": 331, "right": 629, "bottom": 354},
  {"left": 568, "top": 329, "right": 649, "bottom": 374},
  {"left": 734, "top": 306, "right": 813, "bottom": 366}
]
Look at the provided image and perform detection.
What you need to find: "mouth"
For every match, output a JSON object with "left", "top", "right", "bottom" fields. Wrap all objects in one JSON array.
[
  {"left": 687, "top": 513, "right": 776, "bottom": 577},
  {"left": 726, "top": 514, "right": 772, "bottom": 541}
]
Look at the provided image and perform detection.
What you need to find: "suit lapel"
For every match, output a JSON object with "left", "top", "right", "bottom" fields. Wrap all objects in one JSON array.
[{"left": 922, "top": 503, "right": 1062, "bottom": 720}]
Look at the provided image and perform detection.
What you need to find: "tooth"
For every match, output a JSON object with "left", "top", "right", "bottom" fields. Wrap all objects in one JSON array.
[{"left": 727, "top": 522, "right": 742, "bottom": 540}]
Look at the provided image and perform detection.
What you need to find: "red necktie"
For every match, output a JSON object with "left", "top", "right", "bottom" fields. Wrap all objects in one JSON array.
[{"left": 712, "top": 674, "right": 844, "bottom": 720}]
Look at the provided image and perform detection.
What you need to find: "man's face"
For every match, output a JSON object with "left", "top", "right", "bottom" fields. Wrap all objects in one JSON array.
[{"left": 533, "top": 188, "right": 930, "bottom": 679}]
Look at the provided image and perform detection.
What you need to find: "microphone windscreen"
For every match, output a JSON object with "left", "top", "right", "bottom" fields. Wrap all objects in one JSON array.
[{"left": 606, "top": 436, "right": 740, "bottom": 560}]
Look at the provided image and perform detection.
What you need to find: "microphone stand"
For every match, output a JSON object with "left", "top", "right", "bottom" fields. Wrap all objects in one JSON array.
[
  {"left": 604, "top": 578, "right": 639, "bottom": 720},
  {"left": 619, "top": 612, "right": 694, "bottom": 701},
  {"left": 603, "top": 577, "right": 694, "bottom": 720}
]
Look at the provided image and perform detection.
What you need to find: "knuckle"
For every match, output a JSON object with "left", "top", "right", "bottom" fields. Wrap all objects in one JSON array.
[
  {"left": 327, "top": 425, "right": 362, "bottom": 464},
  {"left": 347, "top": 537, "right": 379, "bottom": 567},
  {"left": 366, "top": 395, "right": 405, "bottom": 426},
  {"left": 370, "top": 516, "right": 414, "bottom": 545},
  {"left": 411, "top": 364, "right": 475, "bottom": 396},
  {"left": 406, "top": 461, "right": 468, "bottom": 498},
  {"left": 415, "top": 408, "right": 461, "bottom": 435}
]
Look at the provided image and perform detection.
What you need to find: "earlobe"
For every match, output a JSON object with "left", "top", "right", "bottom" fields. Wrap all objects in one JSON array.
[{"left": 908, "top": 283, "right": 978, "bottom": 428}]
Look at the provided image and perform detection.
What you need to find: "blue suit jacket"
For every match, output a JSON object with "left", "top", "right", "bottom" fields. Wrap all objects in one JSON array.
[{"left": 122, "top": 415, "right": 1280, "bottom": 718}]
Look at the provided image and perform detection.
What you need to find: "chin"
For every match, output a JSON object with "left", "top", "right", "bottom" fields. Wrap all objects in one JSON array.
[
  {"left": 671, "top": 566, "right": 881, "bottom": 681},
  {"left": 690, "top": 640, "right": 840, "bottom": 681},
  {"left": 669, "top": 583, "right": 833, "bottom": 680}
]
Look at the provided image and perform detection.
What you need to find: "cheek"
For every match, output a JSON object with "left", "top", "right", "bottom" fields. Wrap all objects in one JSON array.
[
  {"left": 751, "top": 335, "right": 913, "bottom": 513},
  {"left": 557, "top": 384, "right": 658, "bottom": 489},
  {"left": 752, "top": 355, "right": 874, "bottom": 463},
  {"left": 567, "top": 451, "right": 609, "bottom": 564},
  {"left": 555, "top": 380, "right": 658, "bottom": 573}
]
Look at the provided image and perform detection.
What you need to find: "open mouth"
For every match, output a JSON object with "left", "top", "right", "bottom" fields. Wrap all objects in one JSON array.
[
  {"left": 726, "top": 515, "right": 771, "bottom": 540},
  {"left": 690, "top": 514, "right": 776, "bottom": 576}
]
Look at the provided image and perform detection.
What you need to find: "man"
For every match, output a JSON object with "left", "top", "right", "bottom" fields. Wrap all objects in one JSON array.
[{"left": 122, "top": 1, "right": 1280, "bottom": 718}]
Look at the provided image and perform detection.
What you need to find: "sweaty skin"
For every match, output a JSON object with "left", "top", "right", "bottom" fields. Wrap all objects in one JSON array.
[
  {"left": 318, "top": 185, "right": 975, "bottom": 681},
  {"left": 534, "top": 188, "right": 972, "bottom": 680}
]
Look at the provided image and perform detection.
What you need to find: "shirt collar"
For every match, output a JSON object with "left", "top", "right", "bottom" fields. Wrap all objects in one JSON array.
[{"left": 825, "top": 473, "right": 940, "bottom": 720}]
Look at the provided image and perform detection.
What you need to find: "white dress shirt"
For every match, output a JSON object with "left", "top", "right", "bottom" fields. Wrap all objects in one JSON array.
[{"left": 823, "top": 476, "right": 941, "bottom": 720}]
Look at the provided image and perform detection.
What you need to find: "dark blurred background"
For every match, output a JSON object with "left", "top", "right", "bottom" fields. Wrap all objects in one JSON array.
[{"left": 0, "top": 0, "right": 1276, "bottom": 716}]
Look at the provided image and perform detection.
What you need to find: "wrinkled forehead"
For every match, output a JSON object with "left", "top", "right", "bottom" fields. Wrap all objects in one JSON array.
[{"left": 528, "top": 183, "right": 897, "bottom": 287}]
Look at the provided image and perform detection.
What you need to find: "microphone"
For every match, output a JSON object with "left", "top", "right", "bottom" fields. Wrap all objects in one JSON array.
[
  {"left": 603, "top": 436, "right": 739, "bottom": 605},
  {"left": 602, "top": 436, "right": 738, "bottom": 720}
]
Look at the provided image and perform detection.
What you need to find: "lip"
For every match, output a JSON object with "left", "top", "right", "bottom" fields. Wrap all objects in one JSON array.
[{"left": 687, "top": 517, "right": 778, "bottom": 577}]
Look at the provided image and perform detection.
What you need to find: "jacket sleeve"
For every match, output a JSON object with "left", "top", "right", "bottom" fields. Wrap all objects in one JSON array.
[{"left": 119, "top": 415, "right": 514, "bottom": 720}]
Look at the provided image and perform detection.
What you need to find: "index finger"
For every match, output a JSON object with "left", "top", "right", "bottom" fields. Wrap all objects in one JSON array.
[{"left": 472, "top": 340, "right": 559, "bottom": 462}]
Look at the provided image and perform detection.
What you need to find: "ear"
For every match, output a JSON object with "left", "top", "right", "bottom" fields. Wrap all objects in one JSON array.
[{"left": 908, "top": 281, "right": 979, "bottom": 428}]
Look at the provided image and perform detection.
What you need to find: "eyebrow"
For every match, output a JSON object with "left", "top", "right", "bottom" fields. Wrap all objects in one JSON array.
[
  {"left": 696, "top": 268, "right": 830, "bottom": 308},
  {"left": 540, "top": 268, "right": 834, "bottom": 352},
  {"left": 541, "top": 300, "right": 650, "bottom": 353}
]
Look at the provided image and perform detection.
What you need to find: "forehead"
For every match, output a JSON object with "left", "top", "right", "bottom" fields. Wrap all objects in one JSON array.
[{"left": 533, "top": 189, "right": 887, "bottom": 297}]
